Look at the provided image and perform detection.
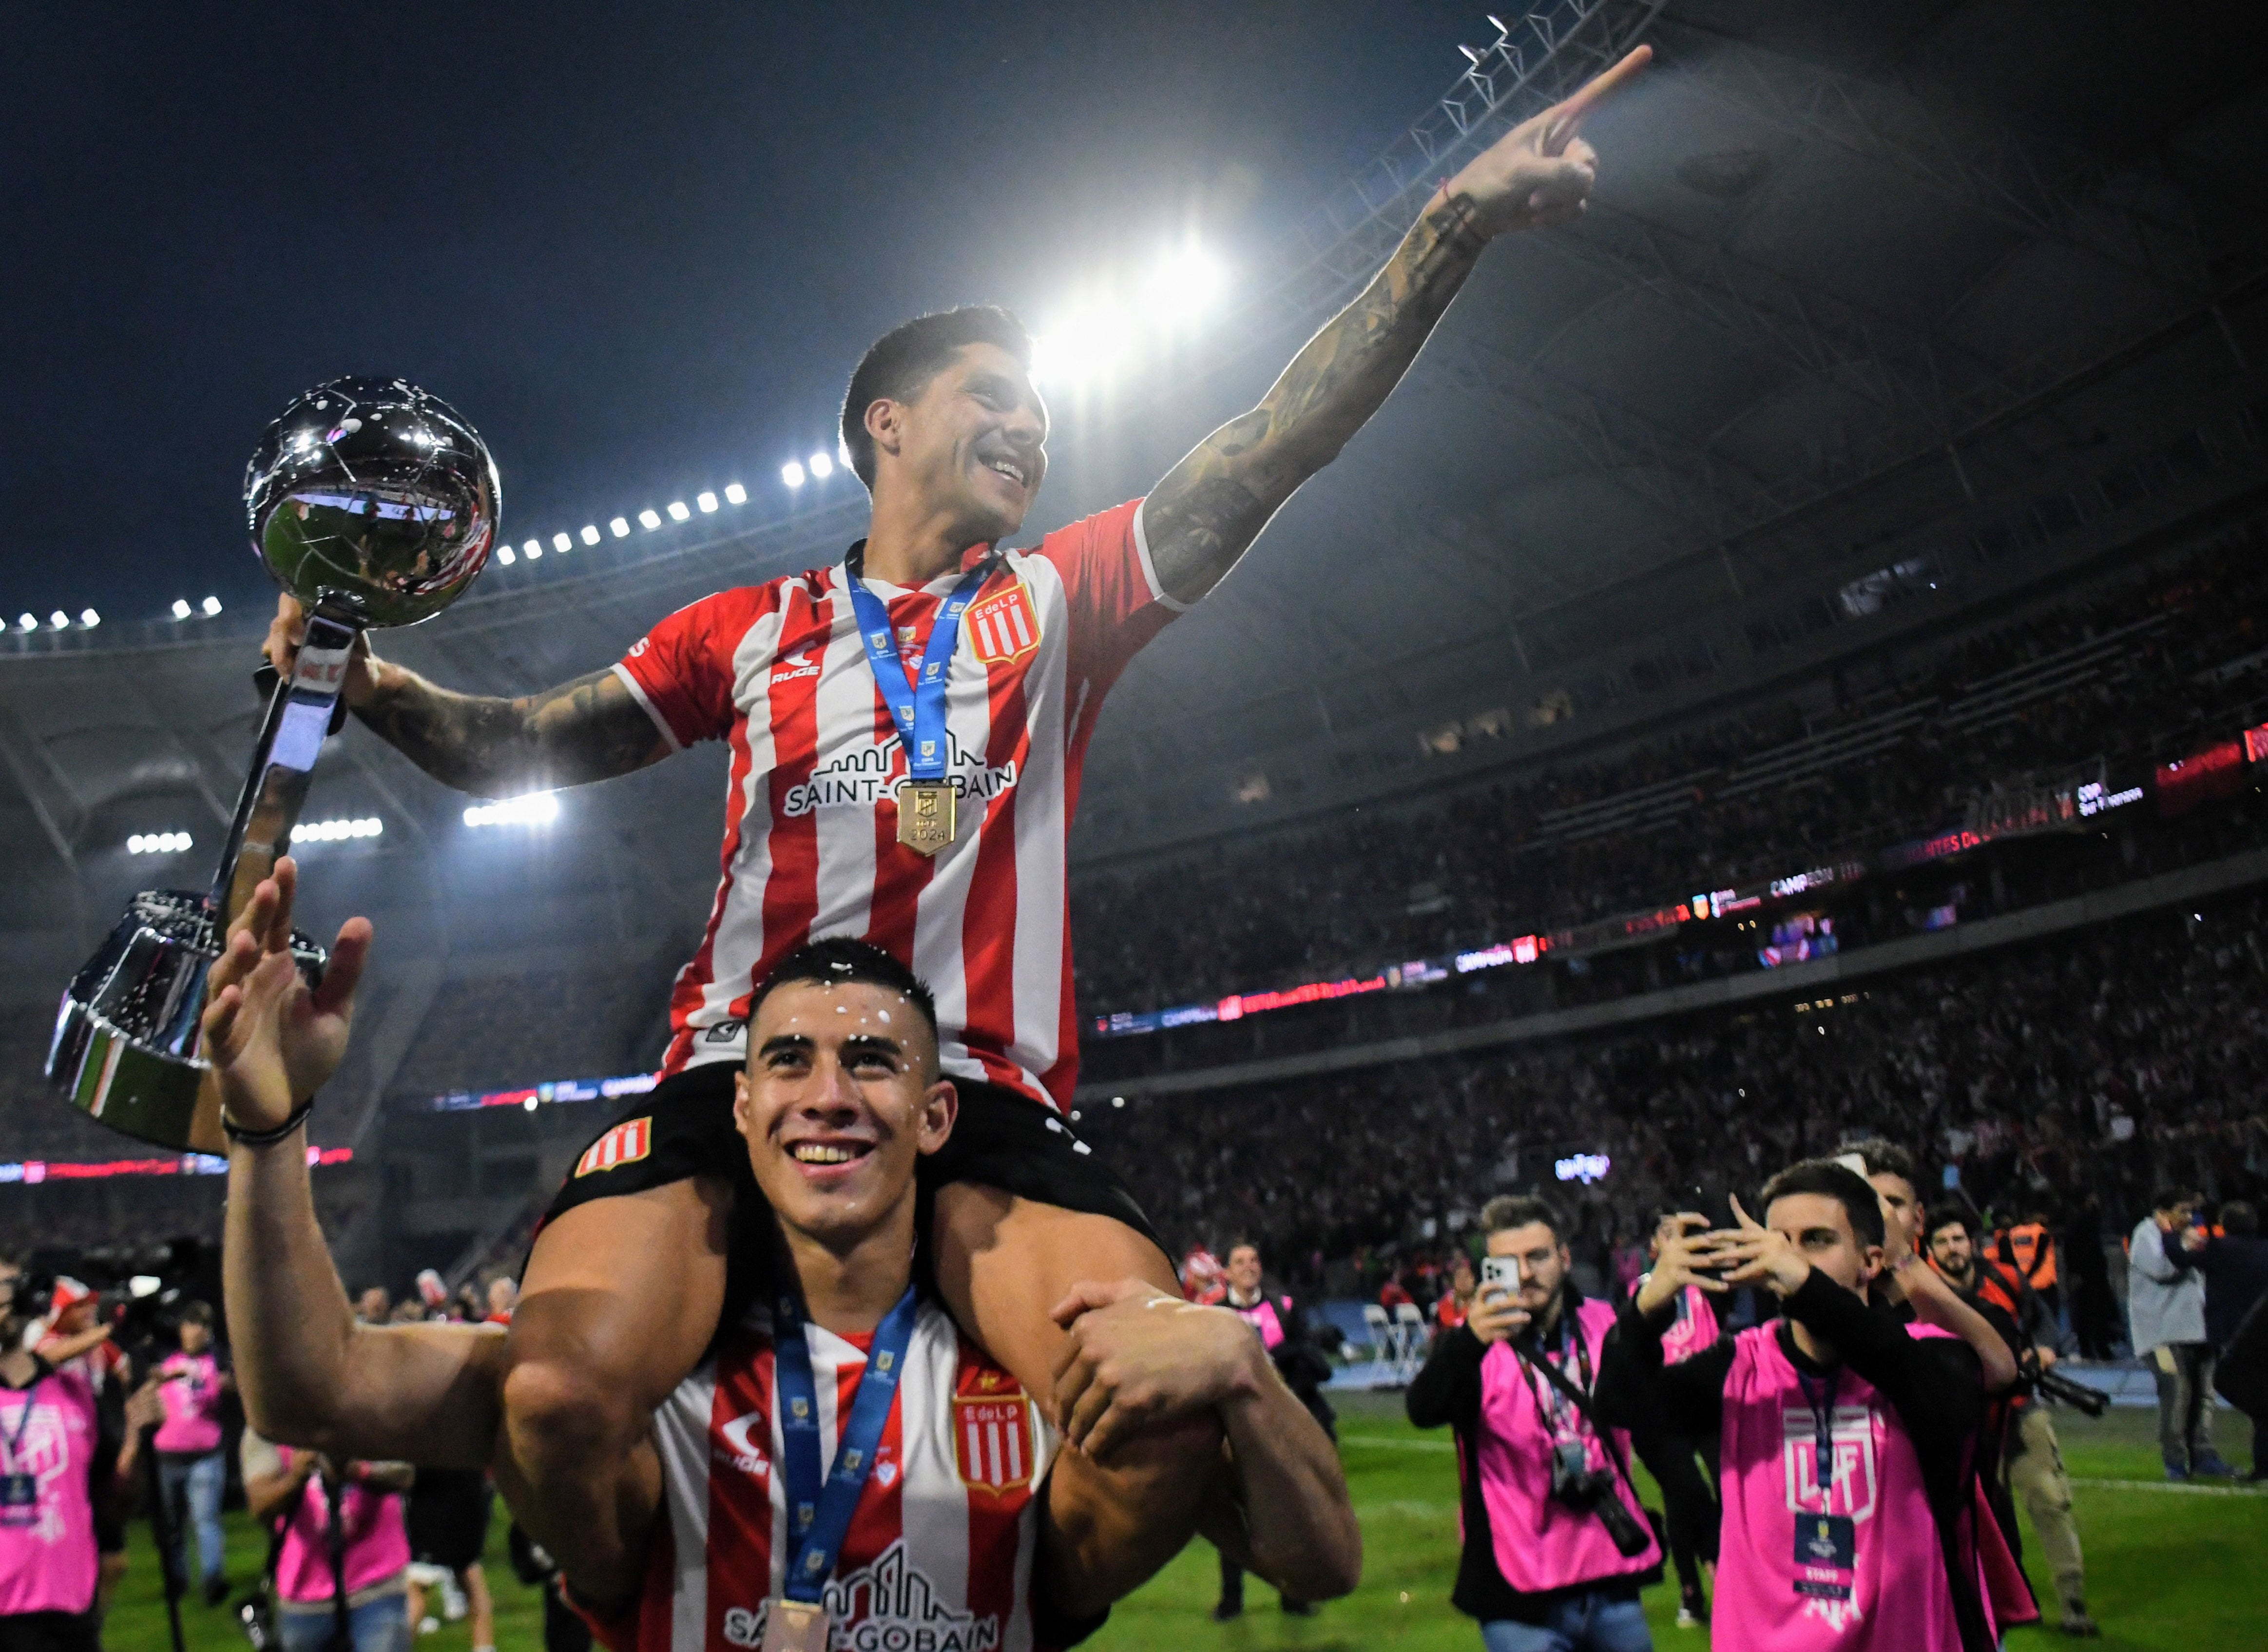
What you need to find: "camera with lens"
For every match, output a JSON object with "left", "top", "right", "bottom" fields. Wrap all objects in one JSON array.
[
  {"left": 1549, "top": 1439, "right": 1653, "bottom": 1556},
  {"left": 2019, "top": 1349, "right": 2110, "bottom": 1418}
]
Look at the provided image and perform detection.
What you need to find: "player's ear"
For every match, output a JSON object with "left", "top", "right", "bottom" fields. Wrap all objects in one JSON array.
[
  {"left": 865, "top": 397, "right": 903, "bottom": 467},
  {"left": 732, "top": 1068, "right": 752, "bottom": 1136},
  {"left": 916, "top": 1079, "right": 957, "bottom": 1157},
  {"left": 1858, "top": 1241, "right": 1886, "bottom": 1283}
]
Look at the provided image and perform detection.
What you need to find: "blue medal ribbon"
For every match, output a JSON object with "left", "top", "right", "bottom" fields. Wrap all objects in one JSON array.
[
  {"left": 773, "top": 1284, "right": 922, "bottom": 1603},
  {"left": 843, "top": 549, "right": 996, "bottom": 785},
  {"left": 1796, "top": 1370, "right": 1839, "bottom": 1494}
]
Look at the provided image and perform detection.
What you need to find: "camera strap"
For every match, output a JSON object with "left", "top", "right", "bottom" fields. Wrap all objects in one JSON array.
[{"left": 1515, "top": 1329, "right": 1650, "bottom": 1517}]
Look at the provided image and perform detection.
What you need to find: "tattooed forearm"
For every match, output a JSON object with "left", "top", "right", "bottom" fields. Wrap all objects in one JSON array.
[
  {"left": 353, "top": 666, "right": 672, "bottom": 795},
  {"left": 1145, "top": 190, "right": 1489, "bottom": 603}
]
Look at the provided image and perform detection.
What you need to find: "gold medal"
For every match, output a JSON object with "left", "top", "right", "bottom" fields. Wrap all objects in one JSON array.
[
  {"left": 760, "top": 1599, "right": 830, "bottom": 1652},
  {"left": 896, "top": 780, "right": 957, "bottom": 858}
]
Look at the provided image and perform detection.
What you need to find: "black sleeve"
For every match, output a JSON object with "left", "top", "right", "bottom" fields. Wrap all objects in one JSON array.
[
  {"left": 1783, "top": 1272, "right": 1982, "bottom": 1458},
  {"left": 1405, "top": 1324, "right": 1485, "bottom": 1430},
  {"left": 1596, "top": 1294, "right": 1734, "bottom": 1440}
]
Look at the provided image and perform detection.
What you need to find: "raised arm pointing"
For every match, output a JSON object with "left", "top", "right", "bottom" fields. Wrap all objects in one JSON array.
[
  {"left": 1143, "top": 46, "right": 1651, "bottom": 607},
  {"left": 264, "top": 593, "right": 673, "bottom": 796}
]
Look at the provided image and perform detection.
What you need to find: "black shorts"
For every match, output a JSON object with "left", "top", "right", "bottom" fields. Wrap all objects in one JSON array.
[
  {"left": 537, "top": 1062, "right": 1163, "bottom": 1306},
  {"left": 0, "top": 1613, "right": 101, "bottom": 1652},
  {"left": 407, "top": 1467, "right": 495, "bottom": 1571}
]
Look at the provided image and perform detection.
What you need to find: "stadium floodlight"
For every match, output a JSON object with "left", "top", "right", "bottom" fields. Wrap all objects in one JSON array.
[
  {"left": 16, "top": 615, "right": 34, "bottom": 632},
  {"left": 49, "top": 612, "right": 68, "bottom": 630},
  {"left": 497, "top": 545, "right": 516, "bottom": 565},
  {"left": 1031, "top": 305, "right": 1132, "bottom": 387},
  {"left": 172, "top": 599, "right": 192, "bottom": 620},
  {"left": 553, "top": 532, "right": 571, "bottom": 554},
  {"left": 808, "top": 451, "right": 834, "bottom": 480},
  {"left": 1141, "top": 246, "right": 1227, "bottom": 327},
  {"left": 723, "top": 483, "right": 747, "bottom": 505},
  {"left": 80, "top": 610, "right": 99, "bottom": 628},
  {"left": 638, "top": 508, "right": 662, "bottom": 530},
  {"left": 523, "top": 1095, "right": 539, "bottom": 1112},
  {"left": 201, "top": 595, "right": 222, "bottom": 615},
  {"left": 667, "top": 500, "right": 691, "bottom": 522},
  {"left": 580, "top": 524, "right": 600, "bottom": 546},
  {"left": 1112, "top": 1095, "right": 1125, "bottom": 1107},
  {"left": 782, "top": 461, "right": 806, "bottom": 488},
  {"left": 610, "top": 516, "right": 631, "bottom": 538},
  {"left": 462, "top": 791, "right": 560, "bottom": 828},
  {"left": 127, "top": 831, "right": 193, "bottom": 855},
  {"left": 523, "top": 538, "right": 543, "bottom": 560},
  {"left": 697, "top": 490, "right": 719, "bottom": 513},
  {"left": 290, "top": 815, "right": 383, "bottom": 844}
]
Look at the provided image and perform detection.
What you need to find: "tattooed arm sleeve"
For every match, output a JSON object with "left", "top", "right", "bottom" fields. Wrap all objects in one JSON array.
[
  {"left": 1141, "top": 191, "right": 1489, "bottom": 606},
  {"left": 352, "top": 665, "right": 674, "bottom": 795}
]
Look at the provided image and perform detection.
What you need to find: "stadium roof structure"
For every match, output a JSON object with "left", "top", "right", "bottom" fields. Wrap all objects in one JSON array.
[{"left": 3, "top": 1, "right": 2266, "bottom": 902}]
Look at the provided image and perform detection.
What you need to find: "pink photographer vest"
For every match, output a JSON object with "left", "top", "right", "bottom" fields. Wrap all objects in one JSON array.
[
  {"left": 1658, "top": 1284, "right": 1720, "bottom": 1366},
  {"left": 1714, "top": 1323, "right": 1961, "bottom": 1652},
  {"left": 1229, "top": 1293, "right": 1288, "bottom": 1351},
  {"left": 0, "top": 1366, "right": 100, "bottom": 1616},
  {"left": 154, "top": 1351, "right": 225, "bottom": 1455},
  {"left": 273, "top": 1448, "right": 411, "bottom": 1604},
  {"left": 1469, "top": 1298, "right": 1660, "bottom": 1594}
]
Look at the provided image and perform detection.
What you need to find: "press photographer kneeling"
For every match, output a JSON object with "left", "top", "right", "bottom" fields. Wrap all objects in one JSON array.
[{"left": 1407, "top": 1196, "right": 1662, "bottom": 1652}]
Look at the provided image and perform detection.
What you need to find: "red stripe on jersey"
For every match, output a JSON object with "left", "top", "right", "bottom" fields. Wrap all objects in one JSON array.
[
  {"left": 632, "top": 1503, "right": 677, "bottom": 1652},
  {"left": 704, "top": 1334, "right": 778, "bottom": 1649},
  {"left": 832, "top": 1335, "right": 908, "bottom": 1615},
  {"left": 958, "top": 1347, "right": 1026, "bottom": 1644},
  {"left": 958, "top": 635, "right": 1031, "bottom": 1096}
]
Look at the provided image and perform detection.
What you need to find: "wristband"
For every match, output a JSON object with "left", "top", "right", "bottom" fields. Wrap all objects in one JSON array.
[{"left": 222, "top": 1097, "right": 314, "bottom": 1148}]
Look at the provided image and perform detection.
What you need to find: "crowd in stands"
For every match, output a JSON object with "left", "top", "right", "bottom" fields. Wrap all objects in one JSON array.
[
  {"left": 1079, "top": 891, "right": 2268, "bottom": 1307},
  {"left": 1072, "top": 519, "right": 2268, "bottom": 1014}
]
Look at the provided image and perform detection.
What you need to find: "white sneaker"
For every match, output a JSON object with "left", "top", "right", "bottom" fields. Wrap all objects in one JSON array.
[
  {"left": 1676, "top": 1608, "right": 1701, "bottom": 1630},
  {"left": 442, "top": 1577, "right": 469, "bottom": 1621},
  {"left": 418, "top": 1618, "right": 440, "bottom": 1636}
]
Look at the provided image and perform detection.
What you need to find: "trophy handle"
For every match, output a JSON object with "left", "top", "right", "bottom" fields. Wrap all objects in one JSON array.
[{"left": 211, "top": 613, "right": 361, "bottom": 925}]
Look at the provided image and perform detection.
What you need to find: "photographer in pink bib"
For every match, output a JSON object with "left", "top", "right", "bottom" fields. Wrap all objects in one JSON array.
[
  {"left": 1407, "top": 1195, "right": 1663, "bottom": 1652},
  {"left": 1597, "top": 1161, "right": 1997, "bottom": 1652}
]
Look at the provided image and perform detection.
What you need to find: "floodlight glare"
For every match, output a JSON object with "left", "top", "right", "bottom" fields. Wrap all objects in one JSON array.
[
  {"left": 724, "top": 483, "right": 747, "bottom": 505},
  {"left": 580, "top": 524, "right": 601, "bottom": 545},
  {"left": 497, "top": 545, "right": 516, "bottom": 565},
  {"left": 201, "top": 595, "right": 222, "bottom": 616},
  {"left": 808, "top": 452, "right": 834, "bottom": 480},
  {"left": 553, "top": 532, "right": 571, "bottom": 554},
  {"left": 667, "top": 500, "right": 691, "bottom": 521},
  {"left": 463, "top": 791, "right": 561, "bottom": 828},
  {"left": 16, "top": 615, "right": 35, "bottom": 632},
  {"left": 523, "top": 538, "right": 543, "bottom": 560},
  {"left": 610, "top": 517, "right": 631, "bottom": 538},
  {"left": 1031, "top": 307, "right": 1132, "bottom": 388},
  {"left": 291, "top": 815, "right": 384, "bottom": 843},
  {"left": 172, "top": 599, "right": 192, "bottom": 620},
  {"left": 49, "top": 612, "right": 68, "bottom": 630},
  {"left": 1142, "top": 247, "right": 1227, "bottom": 327},
  {"left": 782, "top": 461, "right": 806, "bottom": 488},
  {"left": 638, "top": 508, "right": 662, "bottom": 530},
  {"left": 697, "top": 491, "right": 718, "bottom": 513},
  {"left": 80, "top": 610, "right": 100, "bottom": 628}
]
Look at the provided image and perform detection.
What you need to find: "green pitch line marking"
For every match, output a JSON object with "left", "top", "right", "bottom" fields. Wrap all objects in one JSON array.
[{"left": 2068, "top": 1477, "right": 2266, "bottom": 1497}]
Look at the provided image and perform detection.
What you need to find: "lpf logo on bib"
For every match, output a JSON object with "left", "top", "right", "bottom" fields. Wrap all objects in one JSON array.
[{"left": 1780, "top": 1404, "right": 1878, "bottom": 1521}]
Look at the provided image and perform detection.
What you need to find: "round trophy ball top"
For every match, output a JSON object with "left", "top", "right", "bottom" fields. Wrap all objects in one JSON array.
[{"left": 243, "top": 376, "right": 501, "bottom": 629}]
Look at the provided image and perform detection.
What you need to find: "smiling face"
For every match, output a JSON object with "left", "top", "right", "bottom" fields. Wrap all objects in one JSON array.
[
  {"left": 734, "top": 978, "right": 956, "bottom": 1250},
  {"left": 1766, "top": 1192, "right": 1886, "bottom": 1297},
  {"left": 864, "top": 342, "right": 1049, "bottom": 546},
  {"left": 1226, "top": 1245, "right": 1262, "bottom": 1296}
]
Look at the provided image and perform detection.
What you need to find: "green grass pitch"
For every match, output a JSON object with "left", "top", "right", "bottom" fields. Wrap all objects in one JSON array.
[{"left": 100, "top": 1400, "right": 2258, "bottom": 1650}]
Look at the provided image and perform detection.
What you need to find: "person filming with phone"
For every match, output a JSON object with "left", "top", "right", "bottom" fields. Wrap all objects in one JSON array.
[{"left": 1407, "top": 1195, "right": 1662, "bottom": 1652}]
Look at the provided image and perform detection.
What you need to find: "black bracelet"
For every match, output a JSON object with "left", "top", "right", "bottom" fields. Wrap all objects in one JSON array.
[{"left": 222, "top": 1097, "right": 314, "bottom": 1148}]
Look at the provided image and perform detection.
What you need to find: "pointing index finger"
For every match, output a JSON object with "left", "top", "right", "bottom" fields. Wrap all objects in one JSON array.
[{"left": 1543, "top": 44, "right": 1653, "bottom": 155}]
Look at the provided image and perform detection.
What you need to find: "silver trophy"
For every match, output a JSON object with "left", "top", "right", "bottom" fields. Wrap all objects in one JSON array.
[{"left": 46, "top": 378, "right": 500, "bottom": 1152}]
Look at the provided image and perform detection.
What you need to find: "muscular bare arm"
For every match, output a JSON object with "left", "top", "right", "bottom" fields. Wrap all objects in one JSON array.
[
  {"left": 1144, "top": 46, "right": 1649, "bottom": 606},
  {"left": 263, "top": 594, "right": 672, "bottom": 796}
]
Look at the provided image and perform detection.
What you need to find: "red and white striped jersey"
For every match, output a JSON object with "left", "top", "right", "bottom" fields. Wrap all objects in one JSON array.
[
  {"left": 615, "top": 498, "right": 1180, "bottom": 1109},
  {"left": 639, "top": 1297, "right": 1059, "bottom": 1652}
]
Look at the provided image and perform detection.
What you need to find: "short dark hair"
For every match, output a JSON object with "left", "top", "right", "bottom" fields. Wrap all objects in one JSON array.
[
  {"left": 2152, "top": 1188, "right": 2194, "bottom": 1214},
  {"left": 749, "top": 937, "right": 938, "bottom": 1044},
  {"left": 1480, "top": 1194, "right": 1566, "bottom": 1246},
  {"left": 1845, "top": 1137, "right": 1916, "bottom": 1188},
  {"left": 177, "top": 1300, "right": 213, "bottom": 1328},
  {"left": 1759, "top": 1159, "right": 1886, "bottom": 1250},
  {"left": 2221, "top": 1201, "right": 2258, "bottom": 1236},
  {"left": 1922, "top": 1197, "right": 1981, "bottom": 1248},
  {"left": 1225, "top": 1238, "right": 1260, "bottom": 1261},
  {"left": 840, "top": 306, "right": 1034, "bottom": 488}
]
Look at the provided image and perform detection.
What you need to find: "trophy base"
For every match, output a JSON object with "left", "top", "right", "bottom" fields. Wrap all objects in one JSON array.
[{"left": 45, "top": 890, "right": 326, "bottom": 1155}]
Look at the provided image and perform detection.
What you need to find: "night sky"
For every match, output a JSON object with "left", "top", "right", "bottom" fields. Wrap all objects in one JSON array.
[{"left": 1, "top": 3, "right": 1478, "bottom": 627}]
